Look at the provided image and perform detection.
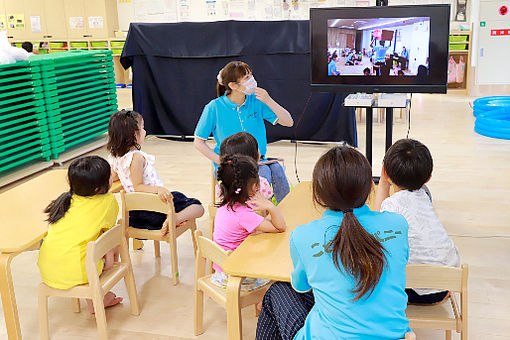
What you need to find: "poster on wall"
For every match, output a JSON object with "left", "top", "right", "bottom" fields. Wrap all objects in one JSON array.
[
  {"left": 179, "top": 0, "right": 190, "bottom": 20},
  {"left": 206, "top": 0, "right": 217, "bottom": 16},
  {"left": 8, "top": 14, "right": 25, "bottom": 29},
  {"left": 229, "top": 0, "right": 246, "bottom": 19},
  {"left": 30, "top": 16, "right": 42, "bottom": 33},
  {"left": 69, "top": 17, "right": 84, "bottom": 29},
  {"left": 88, "top": 16, "right": 104, "bottom": 29},
  {"left": 455, "top": 0, "right": 467, "bottom": 21}
]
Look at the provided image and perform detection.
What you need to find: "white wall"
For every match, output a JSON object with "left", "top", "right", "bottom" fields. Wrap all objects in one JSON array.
[{"left": 117, "top": 0, "right": 466, "bottom": 31}]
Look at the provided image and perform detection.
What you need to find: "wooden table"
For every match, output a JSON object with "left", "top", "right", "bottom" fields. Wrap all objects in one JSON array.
[
  {"left": 0, "top": 170, "right": 68, "bottom": 340},
  {"left": 221, "top": 181, "right": 324, "bottom": 340},
  {"left": 221, "top": 181, "right": 383, "bottom": 339}
]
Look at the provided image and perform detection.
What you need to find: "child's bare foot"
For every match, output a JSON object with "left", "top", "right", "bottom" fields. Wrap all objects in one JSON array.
[
  {"left": 161, "top": 220, "right": 169, "bottom": 236},
  {"left": 86, "top": 292, "right": 123, "bottom": 314}
]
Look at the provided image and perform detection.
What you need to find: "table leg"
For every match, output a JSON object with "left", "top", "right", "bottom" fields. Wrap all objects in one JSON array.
[
  {"left": 0, "top": 252, "right": 22, "bottom": 340},
  {"left": 226, "top": 276, "right": 243, "bottom": 340}
]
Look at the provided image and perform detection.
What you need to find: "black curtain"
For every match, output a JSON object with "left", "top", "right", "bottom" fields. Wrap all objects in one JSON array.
[{"left": 120, "top": 21, "right": 357, "bottom": 145}]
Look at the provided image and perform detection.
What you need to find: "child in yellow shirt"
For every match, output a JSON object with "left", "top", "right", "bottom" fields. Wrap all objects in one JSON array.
[{"left": 38, "top": 156, "right": 122, "bottom": 313}]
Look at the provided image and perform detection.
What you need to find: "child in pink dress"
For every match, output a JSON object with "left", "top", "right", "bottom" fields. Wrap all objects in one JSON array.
[{"left": 212, "top": 154, "right": 286, "bottom": 290}]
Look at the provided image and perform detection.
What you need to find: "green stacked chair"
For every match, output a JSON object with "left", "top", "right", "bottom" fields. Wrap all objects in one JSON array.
[
  {"left": 0, "top": 61, "right": 52, "bottom": 175},
  {"left": 29, "top": 50, "right": 118, "bottom": 159}
]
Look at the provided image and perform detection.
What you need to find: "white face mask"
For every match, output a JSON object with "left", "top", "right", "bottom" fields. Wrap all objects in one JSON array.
[{"left": 241, "top": 76, "right": 257, "bottom": 95}]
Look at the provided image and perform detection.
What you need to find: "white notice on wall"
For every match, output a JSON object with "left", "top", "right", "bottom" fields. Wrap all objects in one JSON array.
[
  {"left": 30, "top": 16, "right": 41, "bottom": 32},
  {"left": 88, "top": 16, "right": 104, "bottom": 29},
  {"left": 69, "top": 17, "right": 84, "bottom": 29}
]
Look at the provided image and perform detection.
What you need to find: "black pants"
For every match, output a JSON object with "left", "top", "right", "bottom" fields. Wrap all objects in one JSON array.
[
  {"left": 129, "top": 191, "right": 201, "bottom": 230},
  {"left": 406, "top": 289, "right": 449, "bottom": 304},
  {"left": 256, "top": 282, "right": 314, "bottom": 340}
]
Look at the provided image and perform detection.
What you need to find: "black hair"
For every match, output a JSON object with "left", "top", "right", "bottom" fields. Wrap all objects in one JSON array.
[
  {"left": 332, "top": 52, "right": 338, "bottom": 60},
  {"left": 107, "top": 109, "right": 142, "bottom": 157},
  {"left": 383, "top": 138, "right": 433, "bottom": 191},
  {"left": 363, "top": 67, "right": 371, "bottom": 75},
  {"left": 313, "top": 146, "right": 387, "bottom": 301},
  {"left": 21, "top": 41, "right": 33, "bottom": 53},
  {"left": 216, "top": 154, "right": 259, "bottom": 210},
  {"left": 219, "top": 132, "right": 259, "bottom": 161},
  {"left": 45, "top": 156, "right": 111, "bottom": 224}
]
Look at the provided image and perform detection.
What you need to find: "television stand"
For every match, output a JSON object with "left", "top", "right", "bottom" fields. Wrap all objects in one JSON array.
[{"left": 344, "top": 93, "right": 409, "bottom": 166}]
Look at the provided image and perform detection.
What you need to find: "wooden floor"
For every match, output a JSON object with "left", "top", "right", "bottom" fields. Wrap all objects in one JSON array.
[{"left": 1, "top": 89, "right": 509, "bottom": 339}]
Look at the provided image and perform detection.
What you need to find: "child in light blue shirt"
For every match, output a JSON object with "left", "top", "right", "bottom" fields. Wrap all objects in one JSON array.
[{"left": 256, "top": 146, "right": 410, "bottom": 340}]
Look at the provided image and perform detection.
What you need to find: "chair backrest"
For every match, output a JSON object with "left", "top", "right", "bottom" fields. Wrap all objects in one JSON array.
[
  {"left": 120, "top": 190, "right": 175, "bottom": 230},
  {"left": 194, "top": 230, "right": 231, "bottom": 268},
  {"left": 85, "top": 225, "right": 122, "bottom": 279},
  {"left": 406, "top": 264, "right": 467, "bottom": 292},
  {"left": 121, "top": 191, "right": 173, "bottom": 214}
]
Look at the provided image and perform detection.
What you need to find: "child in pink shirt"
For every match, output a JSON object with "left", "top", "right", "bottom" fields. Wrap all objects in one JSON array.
[
  {"left": 212, "top": 154, "right": 286, "bottom": 290},
  {"left": 216, "top": 132, "right": 273, "bottom": 200}
]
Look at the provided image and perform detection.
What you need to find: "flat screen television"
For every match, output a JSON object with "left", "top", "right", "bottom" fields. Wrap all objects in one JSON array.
[{"left": 310, "top": 5, "right": 451, "bottom": 93}]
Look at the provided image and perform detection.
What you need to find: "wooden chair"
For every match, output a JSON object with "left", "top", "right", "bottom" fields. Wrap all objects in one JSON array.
[
  {"left": 209, "top": 164, "right": 219, "bottom": 273},
  {"left": 120, "top": 190, "right": 197, "bottom": 285},
  {"left": 406, "top": 264, "right": 468, "bottom": 340},
  {"left": 38, "top": 225, "right": 140, "bottom": 340},
  {"left": 193, "top": 231, "right": 270, "bottom": 338}
]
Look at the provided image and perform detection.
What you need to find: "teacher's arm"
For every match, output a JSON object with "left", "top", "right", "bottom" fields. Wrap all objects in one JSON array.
[
  {"left": 193, "top": 137, "right": 220, "bottom": 165},
  {"left": 194, "top": 103, "right": 220, "bottom": 164},
  {"left": 255, "top": 88, "right": 294, "bottom": 127}
]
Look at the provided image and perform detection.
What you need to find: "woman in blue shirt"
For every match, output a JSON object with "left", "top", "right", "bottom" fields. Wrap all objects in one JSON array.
[
  {"left": 328, "top": 52, "right": 339, "bottom": 76},
  {"left": 193, "top": 61, "right": 294, "bottom": 203},
  {"left": 256, "top": 146, "right": 410, "bottom": 340}
]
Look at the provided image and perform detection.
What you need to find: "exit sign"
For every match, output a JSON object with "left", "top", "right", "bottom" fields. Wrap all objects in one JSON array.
[{"left": 491, "top": 29, "right": 510, "bottom": 36}]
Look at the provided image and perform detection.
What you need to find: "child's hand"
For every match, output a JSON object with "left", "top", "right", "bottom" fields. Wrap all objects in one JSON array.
[
  {"left": 157, "top": 187, "right": 173, "bottom": 203},
  {"left": 247, "top": 192, "right": 274, "bottom": 213},
  {"left": 254, "top": 88, "right": 271, "bottom": 104}
]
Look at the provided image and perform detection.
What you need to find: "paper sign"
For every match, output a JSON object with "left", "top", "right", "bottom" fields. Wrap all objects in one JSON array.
[
  {"left": 69, "top": 17, "right": 84, "bottom": 29},
  {"left": 30, "top": 16, "right": 41, "bottom": 33},
  {"left": 88, "top": 16, "right": 104, "bottom": 29},
  {"left": 8, "top": 14, "right": 25, "bottom": 29}
]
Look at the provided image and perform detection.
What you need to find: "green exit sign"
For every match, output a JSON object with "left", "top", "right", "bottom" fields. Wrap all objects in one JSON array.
[{"left": 480, "top": 21, "right": 486, "bottom": 27}]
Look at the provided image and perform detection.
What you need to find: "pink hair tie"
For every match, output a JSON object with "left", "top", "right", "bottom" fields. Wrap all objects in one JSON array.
[
  {"left": 235, "top": 188, "right": 241, "bottom": 194},
  {"left": 217, "top": 68, "right": 224, "bottom": 85}
]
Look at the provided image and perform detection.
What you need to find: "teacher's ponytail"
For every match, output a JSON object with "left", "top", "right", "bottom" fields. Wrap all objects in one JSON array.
[{"left": 313, "top": 146, "right": 387, "bottom": 301}]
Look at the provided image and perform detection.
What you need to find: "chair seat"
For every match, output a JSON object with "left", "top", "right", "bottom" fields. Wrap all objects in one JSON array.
[
  {"left": 198, "top": 275, "right": 271, "bottom": 309},
  {"left": 126, "top": 223, "right": 190, "bottom": 241},
  {"left": 40, "top": 263, "right": 129, "bottom": 299},
  {"left": 407, "top": 301, "right": 457, "bottom": 330}
]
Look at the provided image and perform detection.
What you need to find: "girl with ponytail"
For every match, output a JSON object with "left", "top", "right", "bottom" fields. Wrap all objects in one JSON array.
[
  {"left": 38, "top": 156, "right": 123, "bottom": 314},
  {"left": 256, "top": 146, "right": 411, "bottom": 340},
  {"left": 211, "top": 154, "right": 286, "bottom": 291}
]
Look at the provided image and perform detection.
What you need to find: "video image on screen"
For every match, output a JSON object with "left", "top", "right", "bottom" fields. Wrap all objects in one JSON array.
[{"left": 327, "top": 17, "right": 430, "bottom": 78}]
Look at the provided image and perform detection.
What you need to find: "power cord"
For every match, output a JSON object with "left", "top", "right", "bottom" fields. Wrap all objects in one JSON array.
[{"left": 293, "top": 93, "right": 313, "bottom": 184}]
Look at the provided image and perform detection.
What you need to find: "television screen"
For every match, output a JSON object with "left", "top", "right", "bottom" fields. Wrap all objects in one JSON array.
[{"left": 311, "top": 5, "right": 450, "bottom": 93}]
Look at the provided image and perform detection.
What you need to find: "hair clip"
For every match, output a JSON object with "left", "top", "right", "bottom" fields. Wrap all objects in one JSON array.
[
  {"left": 218, "top": 180, "right": 222, "bottom": 184},
  {"left": 217, "top": 68, "right": 224, "bottom": 86},
  {"left": 227, "top": 160, "right": 233, "bottom": 164},
  {"left": 235, "top": 188, "right": 241, "bottom": 194}
]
